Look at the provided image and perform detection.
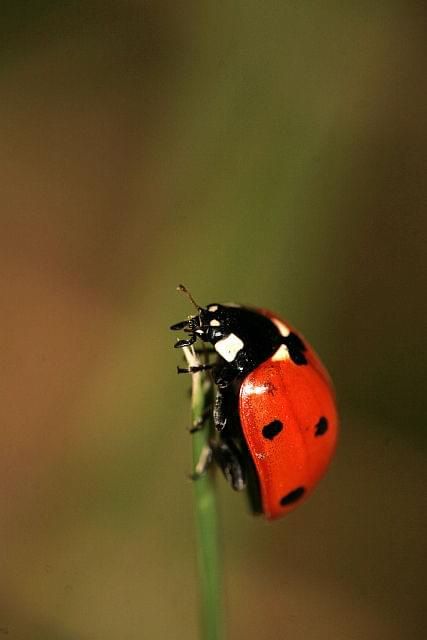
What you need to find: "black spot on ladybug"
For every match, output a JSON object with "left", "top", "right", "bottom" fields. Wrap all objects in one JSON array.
[
  {"left": 280, "top": 487, "right": 305, "bottom": 506},
  {"left": 262, "top": 420, "right": 283, "bottom": 440},
  {"left": 282, "top": 332, "right": 307, "bottom": 365},
  {"left": 315, "top": 416, "right": 328, "bottom": 436}
]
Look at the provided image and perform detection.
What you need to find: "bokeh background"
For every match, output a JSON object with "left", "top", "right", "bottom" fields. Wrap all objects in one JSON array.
[{"left": 1, "top": 2, "right": 426, "bottom": 639}]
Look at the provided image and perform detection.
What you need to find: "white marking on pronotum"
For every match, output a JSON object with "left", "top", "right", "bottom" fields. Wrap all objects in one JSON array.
[
  {"left": 208, "top": 304, "right": 219, "bottom": 312},
  {"left": 244, "top": 382, "right": 270, "bottom": 395},
  {"left": 272, "top": 344, "right": 290, "bottom": 362},
  {"left": 271, "top": 317, "right": 290, "bottom": 337},
  {"left": 209, "top": 319, "right": 220, "bottom": 327},
  {"left": 215, "top": 333, "right": 244, "bottom": 362}
]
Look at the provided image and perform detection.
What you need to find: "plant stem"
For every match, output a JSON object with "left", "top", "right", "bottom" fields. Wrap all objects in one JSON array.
[{"left": 183, "top": 347, "right": 223, "bottom": 640}]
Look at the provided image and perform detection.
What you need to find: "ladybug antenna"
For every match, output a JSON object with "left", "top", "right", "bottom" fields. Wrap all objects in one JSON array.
[{"left": 177, "top": 284, "right": 202, "bottom": 313}]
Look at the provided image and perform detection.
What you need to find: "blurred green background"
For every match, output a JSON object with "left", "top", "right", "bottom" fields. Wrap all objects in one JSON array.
[{"left": 1, "top": 2, "right": 426, "bottom": 639}]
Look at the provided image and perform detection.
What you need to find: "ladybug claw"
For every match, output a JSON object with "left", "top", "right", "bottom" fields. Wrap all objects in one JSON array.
[
  {"left": 189, "top": 408, "right": 212, "bottom": 433},
  {"left": 177, "top": 364, "right": 213, "bottom": 374},
  {"left": 175, "top": 337, "right": 197, "bottom": 348},
  {"left": 190, "top": 445, "right": 213, "bottom": 480}
]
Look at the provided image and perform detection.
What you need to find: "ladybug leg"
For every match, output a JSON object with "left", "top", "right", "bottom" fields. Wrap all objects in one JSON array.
[
  {"left": 174, "top": 335, "right": 197, "bottom": 348},
  {"left": 214, "top": 363, "right": 236, "bottom": 389},
  {"left": 189, "top": 406, "right": 212, "bottom": 433},
  {"left": 213, "top": 388, "right": 233, "bottom": 432},
  {"left": 211, "top": 437, "right": 246, "bottom": 491},
  {"left": 190, "top": 437, "right": 246, "bottom": 491},
  {"left": 190, "top": 444, "right": 213, "bottom": 480},
  {"left": 177, "top": 363, "right": 213, "bottom": 374}
]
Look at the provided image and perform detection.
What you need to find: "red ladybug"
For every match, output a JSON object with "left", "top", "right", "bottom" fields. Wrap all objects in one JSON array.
[{"left": 171, "top": 287, "right": 338, "bottom": 519}]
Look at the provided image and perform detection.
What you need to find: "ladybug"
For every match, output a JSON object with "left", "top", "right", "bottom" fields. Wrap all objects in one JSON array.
[{"left": 171, "top": 286, "right": 338, "bottom": 519}]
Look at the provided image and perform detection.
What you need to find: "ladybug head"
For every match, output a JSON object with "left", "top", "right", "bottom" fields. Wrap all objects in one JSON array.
[{"left": 170, "top": 285, "right": 232, "bottom": 349}]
